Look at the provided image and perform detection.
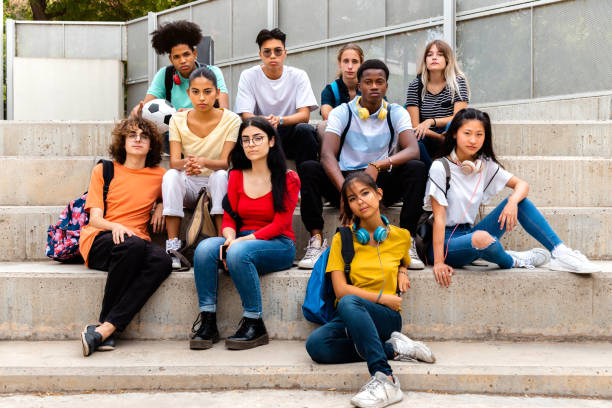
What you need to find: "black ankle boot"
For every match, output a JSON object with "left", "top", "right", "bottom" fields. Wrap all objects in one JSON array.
[
  {"left": 189, "top": 311, "right": 220, "bottom": 350},
  {"left": 225, "top": 317, "right": 269, "bottom": 350}
]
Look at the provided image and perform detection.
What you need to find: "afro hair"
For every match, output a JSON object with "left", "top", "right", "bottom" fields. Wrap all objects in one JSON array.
[{"left": 150, "top": 20, "right": 203, "bottom": 55}]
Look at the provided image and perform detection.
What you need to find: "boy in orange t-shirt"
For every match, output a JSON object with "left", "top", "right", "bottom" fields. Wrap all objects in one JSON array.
[{"left": 79, "top": 116, "right": 171, "bottom": 357}]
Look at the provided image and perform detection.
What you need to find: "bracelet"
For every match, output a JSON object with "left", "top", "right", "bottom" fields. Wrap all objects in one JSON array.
[
  {"left": 398, "top": 270, "right": 409, "bottom": 277},
  {"left": 432, "top": 118, "right": 437, "bottom": 128},
  {"left": 387, "top": 157, "right": 393, "bottom": 173},
  {"left": 368, "top": 162, "right": 380, "bottom": 172}
]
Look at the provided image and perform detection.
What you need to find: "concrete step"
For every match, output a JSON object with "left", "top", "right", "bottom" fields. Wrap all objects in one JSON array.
[
  {"left": 474, "top": 92, "right": 612, "bottom": 121},
  {"left": 495, "top": 156, "right": 611, "bottom": 207},
  {"left": 1, "top": 119, "right": 611, "bottom": 158},
  {"left": 0, "top": 121, "right": 114, "bottom": 156},
  {"left": 294, "top": 206, "right": 612, "bottom": 261},
  {"left": 3, "top": 390, "right": 609, "bottom": 408},
  {"left": 0, "top": 339, "right": 610, "bottom": 397},
  {"left": 5, "top": 205, "right": 611, "bottom": 262},
  {"left": 2, "top": 156, "right": 610, "bottom": 207},
  {"left": 1, "top": 261, "right": 610, "bottom": 342},
  {"left": 492, "top": 121, "right": 612, "bottom": 157}
]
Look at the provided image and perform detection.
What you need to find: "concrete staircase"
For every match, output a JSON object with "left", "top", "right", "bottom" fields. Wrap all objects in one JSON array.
[{"left": 0, "top": 94, "right": 611, "bottom": 397}]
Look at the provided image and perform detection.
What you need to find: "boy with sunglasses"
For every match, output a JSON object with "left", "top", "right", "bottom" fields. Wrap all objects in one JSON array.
[{"left": 234, "top": 28, "right": 319, "bottom": 167}]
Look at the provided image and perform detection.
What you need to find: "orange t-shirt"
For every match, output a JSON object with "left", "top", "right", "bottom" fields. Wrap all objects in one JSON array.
[{"left": 79, "top": 162, "right": 165, "bottom": 265}]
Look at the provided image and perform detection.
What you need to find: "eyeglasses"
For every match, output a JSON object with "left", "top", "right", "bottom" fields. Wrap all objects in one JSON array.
[
  {"left": 261, "top": 47, "right": 284, "bottom": 58},
  {"left": 241, "top": 135, "right": 266, "bottom": 146},
  {"left": 127, "top": 132, "right": 150, "bottom": 141}
]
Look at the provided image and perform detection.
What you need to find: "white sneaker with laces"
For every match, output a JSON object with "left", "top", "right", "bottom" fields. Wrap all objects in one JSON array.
[
  {"left": 408, "top": 241, "right": 424, "bottom": 270},
  {"left": 549, "top": 249, "right": 600, "bottom": 274},
  {"left": 506, "top": 248, "right": 550, "bottom": 269},
  {"left": 166, "top": 238, "right": 182, "bottom": 269},
  {"left": 350, "top": 371, "right": 403, "bottom": 408},
  {"left": 387, "top": 331, "right": 435, "bottom": 363},
  {"left": 297, "top": 235, "right": 328, "bottom": 269}
]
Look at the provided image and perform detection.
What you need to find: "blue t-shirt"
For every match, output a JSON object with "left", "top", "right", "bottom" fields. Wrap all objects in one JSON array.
[
  {"left": 326, "top": 98, "right": 412, "bottom": 171},
  {"left": 146, "top": 64, "right": 228, "bottom": 110}
]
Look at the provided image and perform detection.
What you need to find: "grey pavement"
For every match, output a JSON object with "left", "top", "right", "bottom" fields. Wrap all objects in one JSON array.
[{"left": 0, "top": 390, "right": 610, "bottom": 408}]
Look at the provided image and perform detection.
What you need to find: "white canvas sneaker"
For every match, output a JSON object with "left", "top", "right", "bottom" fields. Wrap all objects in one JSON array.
[
  {"left": 408, "top": 241, "right": 424, "bottom": 269},
  {"left": 350, "top": 371, "right": 403, "bottom": 408},
  {"left": 166, "top": 238, "right": 182, "bottom": 269},
  {"left": 507, "top": 248, "right": 550, "bottom": 269},
  {"left": 387, "top": 331, "right": 436, "bottom": 363},
  {"left": 549, "top": 249, "right": 600, "bottom": 274},
  {"left": 297, "top": 235, "right": 328, "bottom": 269}
]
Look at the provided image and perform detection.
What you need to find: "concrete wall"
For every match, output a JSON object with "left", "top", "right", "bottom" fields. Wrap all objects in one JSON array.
[{"left": 13, "top": 58, "right": 123, "bottom": 121}]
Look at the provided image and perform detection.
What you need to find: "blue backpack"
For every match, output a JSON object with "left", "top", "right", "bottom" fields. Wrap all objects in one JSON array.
[{"left": 302, "top": 227, "right": 355, "bottom": 325}]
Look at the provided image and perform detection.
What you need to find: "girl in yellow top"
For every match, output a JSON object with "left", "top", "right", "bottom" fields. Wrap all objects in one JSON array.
[
  {"left": 305, "top": 172, "right": 434, "bottom": 408},
  {"left": 161, "top": 66, "right": 241, "bottom": 268}
]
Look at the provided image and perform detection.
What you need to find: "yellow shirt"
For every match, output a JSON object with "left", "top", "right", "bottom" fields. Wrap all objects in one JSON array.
[
  {"left": 168, "top": 109, "right": 241, "bottom": 176},
  {"left": 326, "top": 225, "right": 412, "bottom": 297}
]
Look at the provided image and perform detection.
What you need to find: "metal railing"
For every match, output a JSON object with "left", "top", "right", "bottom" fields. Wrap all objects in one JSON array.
[{"left": 4, "top": 0, "right": 611, "bottom": 120}]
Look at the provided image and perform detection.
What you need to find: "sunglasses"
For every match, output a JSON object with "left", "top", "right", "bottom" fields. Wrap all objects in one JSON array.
[{"left": 261, "top": 47, "right": 284, "bottom": 58}]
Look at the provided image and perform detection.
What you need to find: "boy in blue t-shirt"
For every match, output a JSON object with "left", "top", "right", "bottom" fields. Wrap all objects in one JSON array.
[
  {"left": 297, "top": 60, "right": 427, "bottom": 271},
  {"left": 129, "top": 20, "right": 228, "bottom": 116}
]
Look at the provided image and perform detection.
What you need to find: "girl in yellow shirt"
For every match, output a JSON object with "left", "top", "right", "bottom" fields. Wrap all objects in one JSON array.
[{"left": 306, "top": 172, "right": 434, "bottom": 408}]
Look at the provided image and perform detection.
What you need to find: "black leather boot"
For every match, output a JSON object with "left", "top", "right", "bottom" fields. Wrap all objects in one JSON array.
[
  {"left": 189, "top": 311, "right": 220, "bottom": 350},
  {"left": 225, "top": 317, "right": 269, "bottom": 350}
]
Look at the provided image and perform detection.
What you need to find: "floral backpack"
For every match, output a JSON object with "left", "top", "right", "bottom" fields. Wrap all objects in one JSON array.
[{"left": 46, "top": 160, "right": 114, "bottom": 263}]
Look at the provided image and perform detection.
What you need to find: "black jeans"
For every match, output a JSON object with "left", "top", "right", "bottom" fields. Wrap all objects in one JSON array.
[
  {"left": 298, "top": 160, "right": 427, "bottom": 235},
  {"left": 277, "top": 123, "right": 319, "bottom": 166},
  {"left": 88, "top": 231, "right": 172, "bottom": 331}
]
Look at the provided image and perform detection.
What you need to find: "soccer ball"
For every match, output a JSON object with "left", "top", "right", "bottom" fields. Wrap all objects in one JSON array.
[{"left": 142, "top": 99, "right": 176, "bottom": 133}]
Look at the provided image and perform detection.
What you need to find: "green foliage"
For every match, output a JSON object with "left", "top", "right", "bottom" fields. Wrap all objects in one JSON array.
[{"left": 4, "top": 0, "right": 195, "bottom": 22}]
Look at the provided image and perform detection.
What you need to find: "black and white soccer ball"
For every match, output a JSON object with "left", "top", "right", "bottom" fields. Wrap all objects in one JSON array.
[{"left": 142, "top": 99, "right": 176, "bottom": 133}]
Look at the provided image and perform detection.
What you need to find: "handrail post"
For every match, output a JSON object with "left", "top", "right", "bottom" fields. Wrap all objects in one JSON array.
[
  {"left": 147, "top": 12, "right": 158, "bottom": 86},
  {"left": 443, "top": 0, "right": 456, "bottom": 50},
  {"left": 6, "top": 19, "right": 16, "bottom": 120}
]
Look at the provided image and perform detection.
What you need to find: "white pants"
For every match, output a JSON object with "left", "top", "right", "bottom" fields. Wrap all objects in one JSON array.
[{"left": 162, "top": 169, "right": 228, "bottom": 217}]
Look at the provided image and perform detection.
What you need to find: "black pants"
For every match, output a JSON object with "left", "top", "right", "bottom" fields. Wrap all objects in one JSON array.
[
  {"left": 88, "top": 231, "right": 172, "bottom": 331},
  {"left": 297, "top": 160, "right": 427, "bottom": 235},
  {"left": 277, "top": 123, "right": 319, "bottom": 166}
]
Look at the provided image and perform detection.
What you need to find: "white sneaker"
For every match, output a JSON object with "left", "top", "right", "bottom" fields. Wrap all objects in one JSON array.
[
  {"left": 549, "top": 249, "right": 600, "bottom": 274},
  {"left": 387, "top": 331, "right": 435, "bottom": 363},
  {"left": 297, "top": 235, "right": 328, "bottom": 269},
  {"left": 507, "top": 248, "right": 550, "bottom": 269},
  {"left": 166, "top": 238, "right": 182, "bottom": 269},
  {"left": 350, "top": 371, "right": 403, "bottom": 408},
  {"left": 408, "top": 241, "right": 424, "bottom": 269}
]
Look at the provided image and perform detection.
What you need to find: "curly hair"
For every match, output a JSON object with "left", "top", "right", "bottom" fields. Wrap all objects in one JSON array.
[
  {"left": 109, "top": 116, "right": 163, "bottom": 168},
  {"left": 151, "top": 20, "right": 203, "bottom": 55},
  {"left": 357, "top": 59, "right": 389, "bottom": 81}
]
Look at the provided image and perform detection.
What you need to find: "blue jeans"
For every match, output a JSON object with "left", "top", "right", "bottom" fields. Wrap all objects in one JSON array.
[
  {"left": 429, "top": 198, "right": 563, "bottom": 268},
  {"left": 193, "top": 231, "right": 296, "bottom": 318},
  {"left": 306, "top": 295, "right": 402, "bottom": 376}
]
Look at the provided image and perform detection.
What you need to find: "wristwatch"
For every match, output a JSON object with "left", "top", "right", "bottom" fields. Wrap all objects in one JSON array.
[{"left": 279, "top": 116, "right": 284, "bottom": 126}]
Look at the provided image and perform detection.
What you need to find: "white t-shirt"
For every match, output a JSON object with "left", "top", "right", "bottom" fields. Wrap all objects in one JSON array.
[
  {"left": 326, "top": 99, "right": 412, "bottom": 171},
  {"left": 424, "top": 157, "right": 513, "bottom": 226},
  {"left": 234, "top": 65, "right": 318, "bottom": 116}
]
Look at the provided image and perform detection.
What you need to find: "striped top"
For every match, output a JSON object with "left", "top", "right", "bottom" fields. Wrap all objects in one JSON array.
[{"left": 404, "top": 76, "right": 469, "bottom": 126}]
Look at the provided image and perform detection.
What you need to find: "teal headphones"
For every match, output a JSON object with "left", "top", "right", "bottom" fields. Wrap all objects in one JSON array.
[{"left": 352, "top": 215, "right": 390, "bottom": 245}]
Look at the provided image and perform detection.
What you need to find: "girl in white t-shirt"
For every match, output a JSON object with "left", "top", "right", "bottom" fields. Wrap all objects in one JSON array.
[
  {"left": 425, "top": 108, "right": 599, "bottom": 286},
  {"left": 162, "top": 67, "right": 241, "bottom": 268}
]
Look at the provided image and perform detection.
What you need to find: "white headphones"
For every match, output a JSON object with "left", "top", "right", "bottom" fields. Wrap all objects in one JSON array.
[{"left": 450, "top": 149, "right": 483, "bottom": 175}]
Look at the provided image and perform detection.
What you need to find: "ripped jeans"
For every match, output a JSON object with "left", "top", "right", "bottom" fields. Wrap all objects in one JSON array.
[{"left": 429, "top": 198, "right": 563, "bottom": 269}]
